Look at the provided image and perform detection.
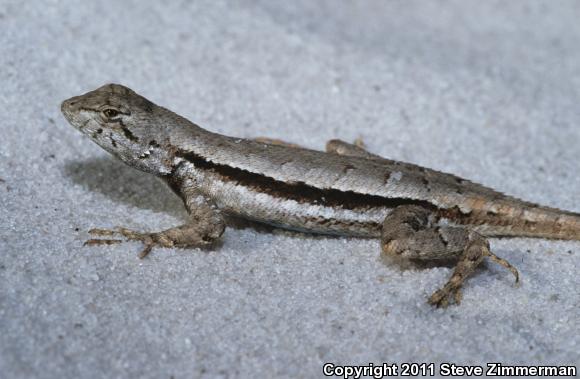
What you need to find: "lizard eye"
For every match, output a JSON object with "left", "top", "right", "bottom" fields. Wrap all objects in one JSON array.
[{"left": 102, "top": 108, "right": 120, "bottom": 119}]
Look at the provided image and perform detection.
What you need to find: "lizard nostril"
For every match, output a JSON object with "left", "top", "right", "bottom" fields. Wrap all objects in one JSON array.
[{"left": 61, "top": 99, "right": 76, "bottom": 114}]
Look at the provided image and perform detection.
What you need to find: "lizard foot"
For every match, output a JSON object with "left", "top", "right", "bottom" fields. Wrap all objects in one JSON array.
[
  {"left": 381, "top": 205, "right": 520, "bottom": 308},
  {"left": 427, "top": 239, "right": 519, "bottom": 308},
  {"left": 86, "top": 227, "right": 174, "bottom": 258},
  {"left": 428, "top": 285, "right": 463, "bottom": 308}
]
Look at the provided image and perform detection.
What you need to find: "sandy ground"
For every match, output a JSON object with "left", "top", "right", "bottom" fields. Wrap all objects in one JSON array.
[{"left": 1, "top": 1, "right": 579, "bottom": 378}]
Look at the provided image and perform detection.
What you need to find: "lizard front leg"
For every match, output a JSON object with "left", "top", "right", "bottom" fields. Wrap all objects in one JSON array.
[
  {"left": 86, "top": 190, "right": 225, "bottom": 258},
  {"left": 381, "top": 205, "right": 519, "bottom": 307}
]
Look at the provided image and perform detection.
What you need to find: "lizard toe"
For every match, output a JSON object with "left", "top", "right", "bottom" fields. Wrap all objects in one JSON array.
[{"left": 428, "top": 287, "right": 462, "bottom": 308}]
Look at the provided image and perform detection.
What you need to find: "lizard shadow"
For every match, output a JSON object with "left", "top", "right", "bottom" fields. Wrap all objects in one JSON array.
[
  {"left": 64, "top": 156, "right": 185, "bottom": 217},
  {"left": 63, "top": 156, "right": 289, "bottom": 233}
]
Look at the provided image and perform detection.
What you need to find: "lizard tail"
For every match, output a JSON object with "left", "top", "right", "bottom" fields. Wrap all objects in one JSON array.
[
  {"left": 517, "top": 205, "right": 580, "bottom": 240},
  {"left": 447, "top": 197, "right": 580, "bottom": 241}
]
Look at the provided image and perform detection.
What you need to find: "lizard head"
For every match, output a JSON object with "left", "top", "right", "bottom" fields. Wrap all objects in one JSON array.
[{"left": 61, "top": 83, "right": 176, "bottom": 175}]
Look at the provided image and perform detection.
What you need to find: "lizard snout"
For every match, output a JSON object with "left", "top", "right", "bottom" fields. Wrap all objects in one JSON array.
[
  {"left": 61, "top": 93, "right": 86, "bottom": 111},
  {"left": 60, "top": 95, "right": 83, "bottom": 122}
]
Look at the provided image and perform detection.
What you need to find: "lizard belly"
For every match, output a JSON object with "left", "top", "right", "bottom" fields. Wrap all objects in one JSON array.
[{"left": 182, "top": 162, "right": 388, "bottom": 237}]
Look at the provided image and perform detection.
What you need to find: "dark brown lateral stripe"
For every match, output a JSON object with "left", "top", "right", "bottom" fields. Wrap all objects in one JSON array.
[{"left": 175, "top": 151, "right": 436, "bottom": 211}]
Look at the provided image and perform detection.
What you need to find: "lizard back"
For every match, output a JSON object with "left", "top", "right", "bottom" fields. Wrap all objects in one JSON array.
[{"left": 170, "top": 125, "right": 580, "bottom": 240}]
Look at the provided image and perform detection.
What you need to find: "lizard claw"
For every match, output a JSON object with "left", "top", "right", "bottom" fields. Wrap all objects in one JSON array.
[
  {"left": 428, "top": 286, "right": 462, "bottom": 308},
  {"left": 88, "top": 228, "right": 118, "bottom": 237},
  {"left": 85, "top": 228, "right": 123, "bottom": 245},
  {"left": 85, "top": 227, "right": 174, "bottom": 258},
  {"left": 84, "top": 238, "right": 123, "bottom": 246}
]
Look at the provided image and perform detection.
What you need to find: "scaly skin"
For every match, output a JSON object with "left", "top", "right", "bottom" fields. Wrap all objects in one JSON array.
[{"left": 61, "top": 84, "right": 579, "bottom": 307}]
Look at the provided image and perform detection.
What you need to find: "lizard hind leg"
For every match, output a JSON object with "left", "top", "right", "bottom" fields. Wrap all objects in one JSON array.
[{"left": 381, "top": 205, "right": 519, "bottom": 307}]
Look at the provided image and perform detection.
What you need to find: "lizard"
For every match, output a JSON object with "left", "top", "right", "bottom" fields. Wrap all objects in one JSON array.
[{"left": 60, "top": 83, "right": 580, "bottom": 307}]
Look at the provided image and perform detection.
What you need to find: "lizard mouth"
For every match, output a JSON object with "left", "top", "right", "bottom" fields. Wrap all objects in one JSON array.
[
  {"left": 61, "top": 97, "right": 94, "bottom": 131},
  {"left": 60, "top": 97, "right": 78, "bottom": 123}
]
